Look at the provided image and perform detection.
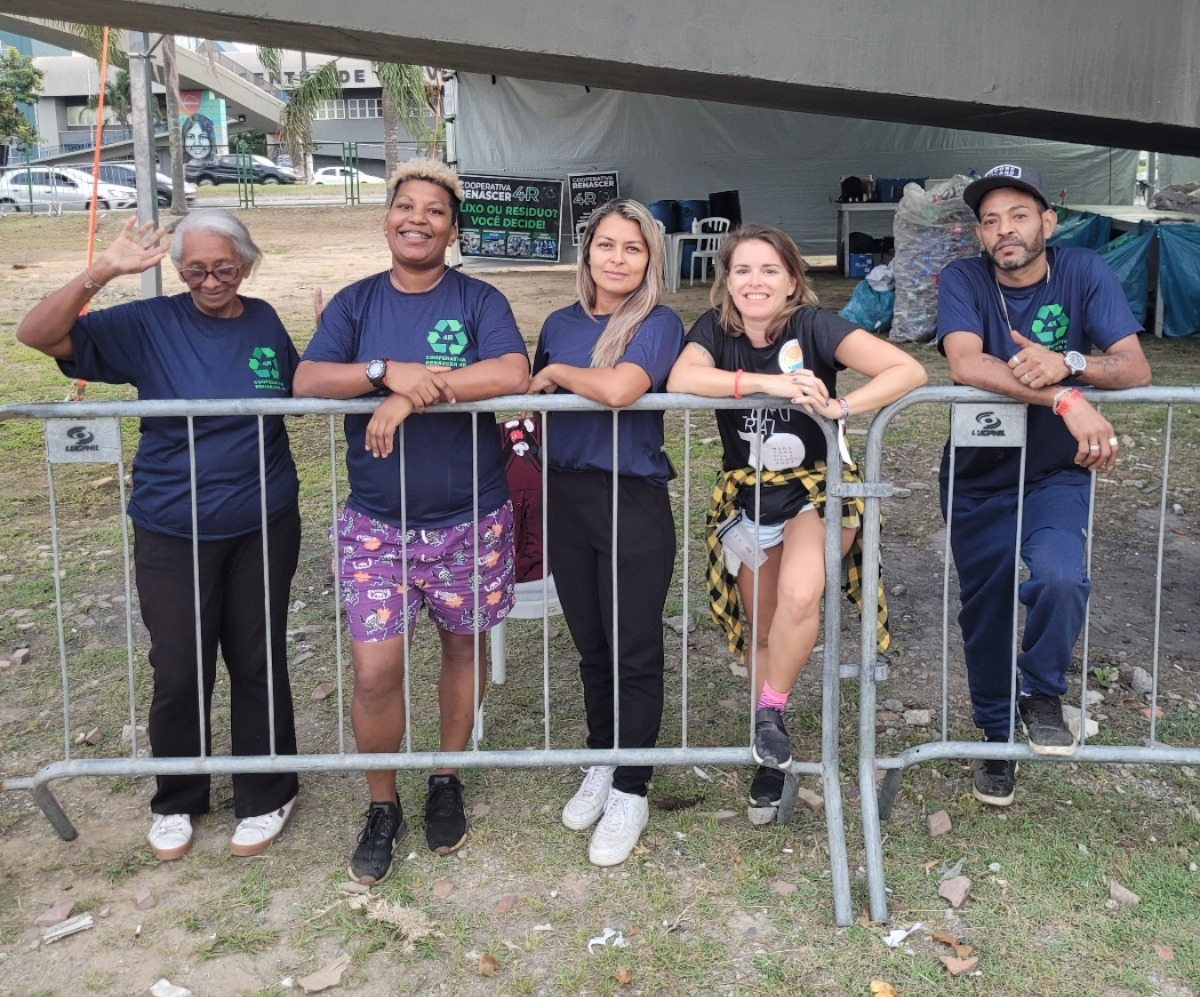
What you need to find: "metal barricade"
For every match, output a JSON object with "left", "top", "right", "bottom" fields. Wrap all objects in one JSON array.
[
  {"left": 0, "top": 392, "right": 867, "bottom": 925},
  {"left": 854, "top": 385, "right": 1200, "bottom": 924}
]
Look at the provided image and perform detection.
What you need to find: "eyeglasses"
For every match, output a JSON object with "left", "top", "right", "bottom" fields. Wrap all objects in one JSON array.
[{"left": 178, "top": 264, "right": 242, "bottom": 287}]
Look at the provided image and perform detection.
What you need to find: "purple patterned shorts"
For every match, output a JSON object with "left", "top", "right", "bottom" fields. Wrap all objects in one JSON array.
[{"left": 334, "top": 502, "right": 516, "bottom": 641}]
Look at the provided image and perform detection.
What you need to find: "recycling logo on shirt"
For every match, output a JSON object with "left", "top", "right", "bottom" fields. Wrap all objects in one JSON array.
[
  {"left": 248, "top": 346, "right": 286, "bottom": 391},
  {"left": 1030, "top": 303, "right": 1070, "bottom": 351},
  {"left": 425, "top": 318, "right": 470, "bottom": 367}
]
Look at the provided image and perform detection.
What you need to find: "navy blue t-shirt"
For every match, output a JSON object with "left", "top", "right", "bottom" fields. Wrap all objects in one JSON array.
[
  {"left": 937, "top": 246, "right": 1142, "bottom": 495},
  {"left": 302, "top": 268, "right": 529, "bottom": 528},
  {"left": 532, "top": 302, "right": 683, "bottom": 486},
  {"left": 685, "top": 306, "right": 853, "bottom": 472},
  {"left": 59, "top": 294, "right": 299, "bottom": 540}
]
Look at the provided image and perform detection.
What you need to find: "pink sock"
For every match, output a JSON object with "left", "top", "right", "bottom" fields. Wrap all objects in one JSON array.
[{"left": 757, "top": 682, "right": 789, "bottom": 713}]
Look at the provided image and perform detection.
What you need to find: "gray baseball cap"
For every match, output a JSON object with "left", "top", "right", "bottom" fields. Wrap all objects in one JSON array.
[{"left": 963, "top": 163, "right": 1052, "bottom": 218}]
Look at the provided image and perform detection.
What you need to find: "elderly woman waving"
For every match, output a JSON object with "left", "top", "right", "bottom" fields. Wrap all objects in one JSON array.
[{"left": 17, "top": 210, "right": 302, "bottom": 861}]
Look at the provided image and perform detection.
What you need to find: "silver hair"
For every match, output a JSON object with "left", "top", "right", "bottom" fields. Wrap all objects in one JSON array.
[{"left": 169, "top": 209, "right": 263, "bottom": 275}]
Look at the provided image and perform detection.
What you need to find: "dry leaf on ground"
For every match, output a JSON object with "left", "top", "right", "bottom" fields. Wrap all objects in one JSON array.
[
  {"left": 931, "top": 930, "right": 974, "bottom": 959},
  {"left": 1152, "top": 943, "right": 1175, "bottom": 961},
  {"left": 869, "top": 982, "right": 898, "bottom": 997},
  {"left": 478, "top": 952, "right": 499, "bottom": 978},
  {"left": 297, "top": 954, "right": 351, "bottom": 993},
  {"left": 939, "top": 955, "right": 979, "bottom": 977},
  {"left": 615, "top": 966, "right": 634, "bottom": 986}
]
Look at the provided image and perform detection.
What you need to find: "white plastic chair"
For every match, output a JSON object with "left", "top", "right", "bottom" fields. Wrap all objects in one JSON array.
[
  {"left": 688, "top": 216, "right": 731, "bottom": 286},
  {"left": 476, "top": 574, "right": 562, "bottom": 742},
  {"left": 653, "top": 218, "right": 670, "bottom": 285}
]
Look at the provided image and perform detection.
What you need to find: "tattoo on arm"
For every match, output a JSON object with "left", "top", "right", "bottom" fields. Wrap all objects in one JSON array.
[{"left": 689, "top": 342, "right": 715, "bottom": 366}]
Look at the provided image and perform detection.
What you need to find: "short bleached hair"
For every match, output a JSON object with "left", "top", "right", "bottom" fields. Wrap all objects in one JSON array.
[{"left": 387, "top": 158, "right": 463, "bottom": 211}]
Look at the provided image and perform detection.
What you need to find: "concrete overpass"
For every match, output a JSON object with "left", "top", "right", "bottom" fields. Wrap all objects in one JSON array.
[
  {"left": 1, "top": 0, "right": 1197, "bottom": 154},
  {"left": 0, "top": 13, "right": 284, "bottom": 158}
]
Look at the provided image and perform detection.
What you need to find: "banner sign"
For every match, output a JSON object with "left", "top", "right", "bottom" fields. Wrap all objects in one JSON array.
[
  {"left": 567, "top": 171, "right": 620, "bottom": 245},
  {"left": 457, "top": 175, "right": 563, "bottom": 262}
]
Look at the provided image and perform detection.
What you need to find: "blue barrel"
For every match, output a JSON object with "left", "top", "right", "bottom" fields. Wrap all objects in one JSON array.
[
  {"left": 648, "top": 199, "right": 681, "bottom": 234},
  {"left": 678, "top": 199, "right": 709, "bottom": 232}
]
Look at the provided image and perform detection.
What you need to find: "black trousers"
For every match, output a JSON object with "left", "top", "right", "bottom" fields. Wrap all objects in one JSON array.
[
  {"left": 547, "top": 470, "right": 676, "bottom": 795},
  {"left": 134, "top": 506, "right": 301, "bottom": 817}
]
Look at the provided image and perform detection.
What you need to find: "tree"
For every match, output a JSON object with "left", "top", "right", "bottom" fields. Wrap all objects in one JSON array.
[
  {"left": 270, "top": 51, "right": 439, "bottom": 177},
  {"left": 159, "top": 34, "right": 188, "bottom": 215},
  {"left": 0, "top": 46, "right": 42, "bottom": 152},
  {"left": 86, "top": 69, "right": 135, "bottom": 129}
]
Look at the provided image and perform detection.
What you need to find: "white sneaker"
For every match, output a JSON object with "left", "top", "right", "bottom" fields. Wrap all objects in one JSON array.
[
  {"left": 562, "top": 765, "right": 615, "bottom": 831},
  {"left": 588, "top": 788, "right": 649, "bottom": 867},
  {"left": 229, "top": 795, "right": 297, "bottom": 857},
  {"left": 148, "top": 813, "right": 193, "bottom": 861}
]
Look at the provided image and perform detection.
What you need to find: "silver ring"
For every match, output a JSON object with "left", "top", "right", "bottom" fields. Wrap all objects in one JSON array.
[
  {"left": 1108, "top": 437, "right": 1119, "bottom": 446},
  {"left": 1022, "top": 373, "right": 1030, "bottom": 382},
  {"left": 1088, "top": 445, "right": 1100, "bottom": 451}
]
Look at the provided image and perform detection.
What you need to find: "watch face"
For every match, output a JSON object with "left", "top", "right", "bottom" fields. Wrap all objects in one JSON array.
[
  {"left": 366, "top": 359, "right": 387, "bottom": 385},
  {"left": 1064, "top": 351, "right": 1086, "bottom": 373}
]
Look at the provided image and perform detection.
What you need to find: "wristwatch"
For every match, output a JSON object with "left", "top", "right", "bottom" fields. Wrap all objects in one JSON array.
[
  {"left": 1063, "top": 351, "right": 1087, "bottom": 375},
  {"left": 365, "top": 358, "right": 388, "bottom": 389}
]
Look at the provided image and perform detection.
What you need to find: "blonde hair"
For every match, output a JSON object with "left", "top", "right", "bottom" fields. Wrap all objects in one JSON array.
[
  {"left": 710, "top": 223, "right": 819, "bottom": 343},
  {"left": 386, "top": 158, "right": 463, "bottom": 210},
  {"left": 577, "top": 199, "right": 665, "bottom": 368}
]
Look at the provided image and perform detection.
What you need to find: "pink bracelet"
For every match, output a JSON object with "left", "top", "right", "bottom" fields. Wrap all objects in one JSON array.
[
  {"left": 837, "top": 397, "right": 850, "bottom": 420},
  {"left": 732, "top": 368, "right": 743, "bottom": 399}
]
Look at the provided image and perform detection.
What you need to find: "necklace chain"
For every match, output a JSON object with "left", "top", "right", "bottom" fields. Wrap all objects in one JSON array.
[{"left": 995, "top": 260, "right": 1051, "bottom": 332}]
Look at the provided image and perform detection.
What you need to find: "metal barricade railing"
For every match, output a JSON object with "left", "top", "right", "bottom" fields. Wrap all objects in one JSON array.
[
  {"left": 854, "top": 385, "right": 1200, "bottom": 924},
  {"left": 0, "top": 392, "right": 868, "bottom": 925}
]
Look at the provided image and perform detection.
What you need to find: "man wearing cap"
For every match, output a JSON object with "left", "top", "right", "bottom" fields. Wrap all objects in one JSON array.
[{"left": 937, "top": 163, "right": 1151, "bottom": 806}]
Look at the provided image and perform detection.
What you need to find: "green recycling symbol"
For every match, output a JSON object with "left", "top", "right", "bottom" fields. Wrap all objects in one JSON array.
[
  {"left": 428, "top": 319, "right": 468, "bottom": 355},
  {"left": 248, "top": 346, "right": 280, "bottom": 380},
  {"left": 1030, "top": 303, "right": 1068, "bottom": 347}
]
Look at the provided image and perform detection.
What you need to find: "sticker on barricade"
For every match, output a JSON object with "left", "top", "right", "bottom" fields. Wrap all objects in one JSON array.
[
  {"left": 44, "top": 419, "right": 122, "bottom": 463},
  {"left": 950, "top": 402, "right": 1026, "bottom": 448}
]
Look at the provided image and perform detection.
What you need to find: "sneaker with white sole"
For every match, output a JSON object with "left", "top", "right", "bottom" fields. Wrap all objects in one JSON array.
[
  {"left": 562, "top": 765, "right": 615, "bottom": 831},
  {"left": 229, "top": 795, "right": 297, "bottom": 857},
  {"left": 588, "top": 788, "right": 649, "bottom": 867},
  {"left": 148, "top": 813, "right": 193, "bottom": 861}
]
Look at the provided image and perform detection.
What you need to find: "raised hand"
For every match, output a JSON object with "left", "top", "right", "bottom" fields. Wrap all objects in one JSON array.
[{"left": 95, "top": 216, "right": 172, "bottom": 280}]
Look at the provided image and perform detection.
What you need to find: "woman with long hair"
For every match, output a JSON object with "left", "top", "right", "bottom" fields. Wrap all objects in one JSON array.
[
  {"left": 529, "top": 199, "right": 684, "bottom": 866},
  {"left": 667, "top": 223, "right": 926, "bottom": 809}
]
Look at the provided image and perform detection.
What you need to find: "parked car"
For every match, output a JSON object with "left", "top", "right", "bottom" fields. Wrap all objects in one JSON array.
[
  {"left": 0, "top": 165, "right": 138, "bottom": 213},
  {"left": 76, "top": 161, "right": 197, "bottom": 207},
  {"left": 184, "top": 155, "right": 298, "bottom": 186},
  {"left": 310, "top": 166, "right": 386, "bottom": 185}
]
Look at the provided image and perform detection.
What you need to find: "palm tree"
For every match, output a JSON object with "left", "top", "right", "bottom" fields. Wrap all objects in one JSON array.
[{"left": 271, "top": 52, "right": 439, "bottom": 178}]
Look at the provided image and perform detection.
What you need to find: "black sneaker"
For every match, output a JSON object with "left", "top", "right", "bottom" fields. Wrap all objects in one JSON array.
[
  {"left": 1018, "top": 692, "right": 1078, "bottom": 756},
  {"left": 348, "top": 797, "right": 406, "bottom": 884},
  {"left": 748, "top": 765, "right": 785, "bottom": 808},
  {"left": 425, "top": 774, "right": 468, "bottom": 855},
  {"left": 972, "top": 758, "right": 1017, "bottom": 807},
  {"left": 752, "top": 707, "right": 792, "bottom": 768}
]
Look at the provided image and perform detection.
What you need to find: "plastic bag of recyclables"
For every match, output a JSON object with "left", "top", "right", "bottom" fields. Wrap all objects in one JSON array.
[{"left": 890, "top": 175, "right": 978, "bottom": 343}]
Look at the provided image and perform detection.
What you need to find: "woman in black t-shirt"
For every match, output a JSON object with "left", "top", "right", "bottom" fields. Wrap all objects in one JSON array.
[{"left": 667, "top": 223, "right": 925, "bottom": 808}]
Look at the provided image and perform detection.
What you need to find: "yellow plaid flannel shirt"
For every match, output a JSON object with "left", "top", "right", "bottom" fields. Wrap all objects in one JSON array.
[{"left": 704, "top": 461, "right": 890, "bottom": 661}]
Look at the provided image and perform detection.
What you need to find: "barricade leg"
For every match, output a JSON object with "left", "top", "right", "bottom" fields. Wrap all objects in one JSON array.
[{"left": 31, "top": 783, "right": 78, "bottom": 841}]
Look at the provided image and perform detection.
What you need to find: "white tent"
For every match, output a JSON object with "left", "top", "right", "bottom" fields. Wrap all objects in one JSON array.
[{"left": 457, "top": 74, "right": 1139, "bottom": 258}]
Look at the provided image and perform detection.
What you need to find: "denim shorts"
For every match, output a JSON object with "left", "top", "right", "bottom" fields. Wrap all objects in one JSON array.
[{"left": 334, "top": 502, "right": 515, "bottom": 641}]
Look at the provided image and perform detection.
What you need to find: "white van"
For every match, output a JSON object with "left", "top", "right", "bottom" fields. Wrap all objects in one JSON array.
[{"left": 0, "top": 165, "right": 138, "bottom": 213}]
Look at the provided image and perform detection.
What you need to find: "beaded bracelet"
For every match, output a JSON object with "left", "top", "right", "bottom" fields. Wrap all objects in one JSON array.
[
  {"left": 1053, "top": 387, "right": 1082, "bottom": 416},
  {"left": 732, "top": 368, "right": 743, "bottom": 399},
  {"left": 837, "top": 397, "right": 850, "bottom": 420}
]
